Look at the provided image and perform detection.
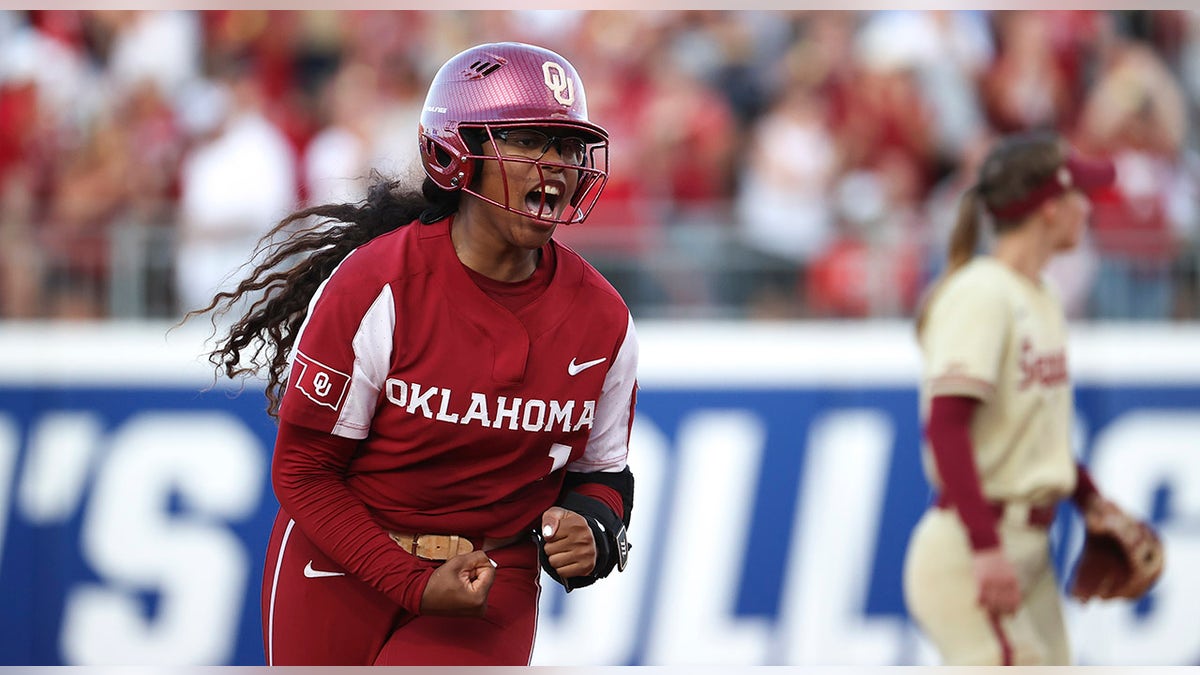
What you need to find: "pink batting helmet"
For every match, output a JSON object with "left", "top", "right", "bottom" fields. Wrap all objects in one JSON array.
[{"left": 418, "top": 42, "right": 610, "bottom": 225}]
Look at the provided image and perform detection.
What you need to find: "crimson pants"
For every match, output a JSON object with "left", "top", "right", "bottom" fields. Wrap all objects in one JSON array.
[{"left": 261, "top": 509, "right": 541, "bottom": 665}]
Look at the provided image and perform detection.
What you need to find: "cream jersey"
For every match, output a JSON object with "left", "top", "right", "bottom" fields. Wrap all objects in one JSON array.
[{"left": 919, "top": 257, "right": 1076, "bottom": 504}]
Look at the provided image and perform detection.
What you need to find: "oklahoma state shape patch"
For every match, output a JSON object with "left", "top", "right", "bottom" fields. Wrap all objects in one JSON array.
[{"left": 291, "top": 351, "right": 351, "bottom": 411}]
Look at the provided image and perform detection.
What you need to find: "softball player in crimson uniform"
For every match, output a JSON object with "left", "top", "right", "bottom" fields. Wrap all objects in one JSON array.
[
  {"left": 904, "top": 131, "right": 1132, "bottom": 665},
  {"left": 196, "top": 42, "right": 636, "bottom": 665}
]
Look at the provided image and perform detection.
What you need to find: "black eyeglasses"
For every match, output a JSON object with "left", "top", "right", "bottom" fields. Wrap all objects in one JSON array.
[{"left": 492, "top": 129, "right": 588, "bottom": 167}]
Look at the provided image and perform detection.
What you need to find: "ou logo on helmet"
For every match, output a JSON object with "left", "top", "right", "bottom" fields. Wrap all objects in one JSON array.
[
  {"left": 542, "top": 61, "right": 575, "bottom": 106},
  {"left": 312, "top": 372, "right": 332, "bottom": 397}
]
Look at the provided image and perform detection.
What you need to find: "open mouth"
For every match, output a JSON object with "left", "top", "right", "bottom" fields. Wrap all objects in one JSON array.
[{"left": 524, "top": 181, "right": 565, "bottom": 218}]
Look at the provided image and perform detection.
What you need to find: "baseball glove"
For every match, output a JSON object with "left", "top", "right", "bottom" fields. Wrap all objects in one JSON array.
[{"left": 1069, "top": 508, "right": 1164, "bottom": 602}]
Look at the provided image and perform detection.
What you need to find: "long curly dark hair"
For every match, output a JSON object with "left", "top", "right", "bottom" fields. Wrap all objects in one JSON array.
[{"left": 188, "top": 174, "right": 459, "bottom": 417}]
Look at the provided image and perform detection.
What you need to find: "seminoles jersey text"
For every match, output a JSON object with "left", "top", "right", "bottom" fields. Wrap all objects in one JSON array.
[{"left": 919, "top": 257, "right": 1074, "bottom": 504}]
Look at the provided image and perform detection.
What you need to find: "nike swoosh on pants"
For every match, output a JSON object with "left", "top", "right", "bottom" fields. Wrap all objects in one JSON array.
[{"left": 303, "top": 561, "right": 346, "bottom": 578}]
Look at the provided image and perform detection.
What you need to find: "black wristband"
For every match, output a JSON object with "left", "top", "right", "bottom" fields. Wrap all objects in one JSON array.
[
  {"left": 559, "top": 491, "right": 629, "bottom": 575},
  {"left": 536, "top": 492, "right": 631, "bottom": 591},
  {"left": 562, "top": 467, "right": 634, "bottom": 526}
]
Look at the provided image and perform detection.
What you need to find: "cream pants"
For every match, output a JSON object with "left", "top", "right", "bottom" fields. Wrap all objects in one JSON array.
[{"left": 903, "top": 506, "right": 1070, "bottom": 665}]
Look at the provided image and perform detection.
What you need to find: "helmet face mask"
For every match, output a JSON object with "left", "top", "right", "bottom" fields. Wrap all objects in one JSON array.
[{"left": 418, "top": 42, "right": 610, "bottom": 225}]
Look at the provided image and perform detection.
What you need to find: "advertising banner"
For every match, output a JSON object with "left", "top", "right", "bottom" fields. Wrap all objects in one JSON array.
[{"left": 0, "top": 322, "right": 1196, "bottom": 666}]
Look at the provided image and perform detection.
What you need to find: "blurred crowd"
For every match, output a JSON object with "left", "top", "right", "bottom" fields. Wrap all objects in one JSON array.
[{"left": 1, "top": 10, "right": 1199, "bottom": 321}]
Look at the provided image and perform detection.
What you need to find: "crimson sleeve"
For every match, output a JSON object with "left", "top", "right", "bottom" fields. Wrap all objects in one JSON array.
[
  {"left": 271, "top": 420, "right": 433, "bottom": 614},
  {"left": 570, "top": 482, "right": 623, "bottom": 520},
  {"left": 1071, "top": 462, "right": 1101, "bottom": 510},
  {"left": 925, "top": 395, "right": 999, "bottom": 551}
]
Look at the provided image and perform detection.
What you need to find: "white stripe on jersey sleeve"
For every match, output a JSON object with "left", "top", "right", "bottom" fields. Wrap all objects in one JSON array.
[
  {"left": 332, "top": 284, "right": 396, "bottom": 439},
  {"left": 285, "top": 254, "right": 344, "bottom": 377},
  {"left": 567, "top": 313, "right": 638, "bottom": 473}
]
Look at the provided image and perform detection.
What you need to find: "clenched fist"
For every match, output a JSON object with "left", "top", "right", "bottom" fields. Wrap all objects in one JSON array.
[
  {"left": 540, "top": 506, "right": 596, "bottom": 580},
  {"left": 419, "top": 550, "right": 496, "bottom": 616}
]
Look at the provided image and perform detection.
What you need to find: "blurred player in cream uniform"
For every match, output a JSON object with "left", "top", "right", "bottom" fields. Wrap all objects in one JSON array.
[{"left": 904, "top": 131, "right": 1127, "bottom": 665}]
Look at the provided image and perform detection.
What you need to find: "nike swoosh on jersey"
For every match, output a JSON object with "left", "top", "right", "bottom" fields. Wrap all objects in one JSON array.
[
  {"left": 568, "top": 357, "right": 607, "bottom": 376},
  {"left": 303, "top": 561, "right": 346, "bottom": 578}
]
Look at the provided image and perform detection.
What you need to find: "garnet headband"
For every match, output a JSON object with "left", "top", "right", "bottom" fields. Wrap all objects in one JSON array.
[{"left": 988, "top": 151, "right": 1116, "bottom": 220}]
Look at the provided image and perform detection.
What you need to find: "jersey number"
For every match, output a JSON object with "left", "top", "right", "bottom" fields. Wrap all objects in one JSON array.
[{"left": 548, "top": 443, "right": 572, "bottom": 473}]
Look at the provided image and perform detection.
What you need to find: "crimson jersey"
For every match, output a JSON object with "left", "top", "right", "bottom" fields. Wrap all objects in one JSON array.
[{"left": 277, "top": 216, "right": 638, "bottom": 540}]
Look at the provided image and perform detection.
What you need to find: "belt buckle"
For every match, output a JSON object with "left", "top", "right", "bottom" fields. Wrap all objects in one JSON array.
[
  {"left": 390, "top": 531, "right": 481, "bottom": 560},
  {"left": 391, "top": 532, "right": 441, "bottom": 560},
  {"left": 410, "top": 533, "right": 428, "bottom": 559}
]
